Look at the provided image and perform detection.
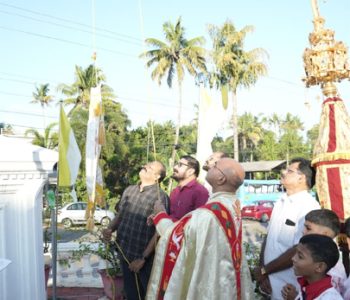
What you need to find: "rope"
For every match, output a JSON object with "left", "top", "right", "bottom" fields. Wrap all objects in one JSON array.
[{"left": 111, "top": 239, "right": 142, "bottom": 300}]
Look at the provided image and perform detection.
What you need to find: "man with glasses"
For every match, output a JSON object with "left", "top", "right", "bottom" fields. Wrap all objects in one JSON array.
[
  {"left": 254, "top": 157, "right": 320, "bottom": 300},
  {"left": 202, "top": 151, "right": 229, "bottom": 192},
  {"left": 169, "top": 155, "right": 209, "bottom": 220},
  {"left": 146, "top": 158, "right": 254, "bottom": 299},
  {"left": 202, "top": 151, "right": 229, "bottom": 171}
]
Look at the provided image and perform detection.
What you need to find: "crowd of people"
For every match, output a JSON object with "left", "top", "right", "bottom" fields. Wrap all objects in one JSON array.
[{"left": 101, "top": 153, "right": 350, "bottom": 300}]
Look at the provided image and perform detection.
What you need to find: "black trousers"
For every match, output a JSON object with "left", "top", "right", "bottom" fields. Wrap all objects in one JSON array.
[{"left": 120, "top": 256, "right": 154, "bottom": 300}]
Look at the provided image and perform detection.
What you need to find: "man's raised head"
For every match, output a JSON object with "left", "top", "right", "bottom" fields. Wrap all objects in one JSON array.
[
  {"left": 281, "top": 157, "right": 315, "bottom": 195},
  {"left": 206, "top": 158, "right": 245, "bottom": 193},
  {"left": 139, "top": 161, "right": 166, "bottom": 185},
  {"left": 202, "top": 151, "right": 229, "bottom": 171}
]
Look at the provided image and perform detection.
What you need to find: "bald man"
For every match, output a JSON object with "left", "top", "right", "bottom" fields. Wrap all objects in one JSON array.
[
  {"left": 146, "top": 158, "right": 254, "bottom": 299},
  {"left": 202, "top": 151, "right": 229, "bottom": 171}
]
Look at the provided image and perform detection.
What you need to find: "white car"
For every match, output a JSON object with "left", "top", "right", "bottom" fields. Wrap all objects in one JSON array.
[{"left": 57, "top": 202, "right": 115, "bottom": 228}]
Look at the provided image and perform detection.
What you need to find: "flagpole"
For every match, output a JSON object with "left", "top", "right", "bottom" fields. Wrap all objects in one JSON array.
[
  {"left": 51, "top": 101, "right": 64, "bottom": 300},
  {"left": 51, "top": 180, "right": 58, "bottom": 300}
]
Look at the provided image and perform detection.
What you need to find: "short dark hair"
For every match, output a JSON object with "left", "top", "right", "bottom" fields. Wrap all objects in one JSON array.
[
  {"left": 157, "top": 161, "right": 166, "bottom": 183},
  {"left": 299, "top": 234, "right": 339, "bottom": 272},
  {"left": 290, "top": 157, "right": 315, "bottom": 189},
  {"left": 181, "top": 155, "right": 200, "bottom": 177},
  {"left": 345, "top": 217, "right": 350, "bottom": 238},
  {"left": 305, "top": 209, "right": 340, "bottom": 236}
]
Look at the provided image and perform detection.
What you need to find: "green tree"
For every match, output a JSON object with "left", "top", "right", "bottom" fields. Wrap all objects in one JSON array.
[
  {"left": 256, "top": 130, "right": 279, "bottom": 161},
  {"left": 237, "top": 112, "right": 263, "bottom": 161},
  {"left": 58, "top": 65, "right": 114, "bottom": 114},
  {"left": 31, "top": 83, "right": 53, "bottom": 107},
  {"left": 265, "top": 113, "right": 282, "bottom": 140},
  {"left": 208, "top": 20, "right": 268, "bottom": 161},
  {"left": 141, "top": 17, "right": 207, "bottom": 169},
  {"left": 31, "top": 83, "right": 53, "bottom": 127},
  {"left": 25, "top": 122, "right": 58, "bottom": 149},
  {"left": 279, "top": 113, "right": 308, "bottom": 162},
  {"left": 126, "top": 120, "right": 198, "bottom": 192},
  {"left": 306, "top": 123, "right": 319, "bottom": 157}
]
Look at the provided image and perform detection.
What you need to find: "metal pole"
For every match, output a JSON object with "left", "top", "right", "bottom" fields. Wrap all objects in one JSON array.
[{"left": 48, "top": 188, "right": 57, "bottom": 300}]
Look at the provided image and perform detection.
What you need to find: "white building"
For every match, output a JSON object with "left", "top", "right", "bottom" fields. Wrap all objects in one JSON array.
[{"left": 0, "top": 135, "right": 57, "bottom": 300}]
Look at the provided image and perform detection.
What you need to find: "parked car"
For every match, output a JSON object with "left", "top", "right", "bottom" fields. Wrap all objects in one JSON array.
[
  {"left": 237, "top": 179, "right": 284, "bottom": 207},
  {"left": 57, "top": 202, "right": 115, "bottom": 228},
  {"left": 241, "top": 200, "right": 275, "bottom": 222}
]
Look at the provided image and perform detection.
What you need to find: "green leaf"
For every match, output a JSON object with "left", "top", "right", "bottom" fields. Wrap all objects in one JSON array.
[{"left": 221, "top": 85, "right": 228, "bottom": 110}]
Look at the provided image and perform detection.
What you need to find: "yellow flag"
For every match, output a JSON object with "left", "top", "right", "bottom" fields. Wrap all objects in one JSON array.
[{"left": 58, "top": 106, "right": 81, "bottom": 187}]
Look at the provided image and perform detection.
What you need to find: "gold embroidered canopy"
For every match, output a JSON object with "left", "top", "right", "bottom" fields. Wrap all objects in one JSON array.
[{"left": 304, "top": 0, "right": 350, "bottom": 221}]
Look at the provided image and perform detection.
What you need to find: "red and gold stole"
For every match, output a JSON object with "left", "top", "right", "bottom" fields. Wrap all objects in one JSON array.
[{"left": 157, "top": 202, "right": 242, "bottom": 299}]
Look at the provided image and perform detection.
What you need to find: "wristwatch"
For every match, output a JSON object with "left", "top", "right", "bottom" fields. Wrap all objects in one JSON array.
[{"left": 261, "top": 266, "right": 267, "bottom": 275}]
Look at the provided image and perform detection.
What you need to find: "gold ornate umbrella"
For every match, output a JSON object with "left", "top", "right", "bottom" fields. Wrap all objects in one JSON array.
[{"left": 304, "top": 0, "right": 350, "bottom": 222}]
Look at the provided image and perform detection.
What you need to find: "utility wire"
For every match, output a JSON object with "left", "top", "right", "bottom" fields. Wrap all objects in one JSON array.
[
  {"left": 0, "top": 25, "right": 137, "bottom": 58},
  {"left": 0, "top": 2, "right": 142, "bottom": 42},
  {"left": 0, "top": 109, "right": 57, "bottom": 119},
  {"left": 0, "top": 9, "right": 143, "bottom": 47}
]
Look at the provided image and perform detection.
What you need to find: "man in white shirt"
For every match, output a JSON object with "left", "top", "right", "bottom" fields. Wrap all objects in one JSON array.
[{"left": 254, "top": 157, "right": 320, "bottom": 300}]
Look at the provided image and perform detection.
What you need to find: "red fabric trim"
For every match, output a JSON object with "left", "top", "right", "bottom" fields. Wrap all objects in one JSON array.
[
  {"left": 297, "top": 275, "right": 333, "bottom": 300},
  {"left": 153, "top": 212, "right": 171, "bottom": 226},
  {"left": 323, "top": 97, "right": 342, "bottom": 105},
  {"left": 314, "top": 159, "right": 350, "bottom": 167},
  {"left": 157, "top": 214, "right": 192, "bottom": 299},
  {"left": 202, "top": 202, "right": 242, "bottom": 300},
  {"left": 327, "top": 168, "right": 345, "bottom": 220},
  {"left": 156, "top": 202, "right": 243, "bottom": 299},
  {"left": 327, "top": 103, "right": 337, "bottom": 152}
]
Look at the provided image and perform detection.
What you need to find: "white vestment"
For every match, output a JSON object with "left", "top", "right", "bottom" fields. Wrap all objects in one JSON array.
[{"left": 146, "top": 192, "right": 254, "bottom": 300}]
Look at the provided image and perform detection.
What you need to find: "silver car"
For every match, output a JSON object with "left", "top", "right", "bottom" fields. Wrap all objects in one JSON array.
[{"left": 57, "top": 202, "right": 115, "bottom": 228}]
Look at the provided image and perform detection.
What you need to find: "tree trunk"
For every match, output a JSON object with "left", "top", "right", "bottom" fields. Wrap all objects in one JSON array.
[
  {"left": 232, "top": 91, "right": 239, "bottom": 161},
  {"left": 168, "top": 82, "right": 182, "bottom": 192}
]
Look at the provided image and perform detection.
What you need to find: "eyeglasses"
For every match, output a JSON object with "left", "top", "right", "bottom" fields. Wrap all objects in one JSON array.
[
  {"left": 284, "top": 168, "right": 301, "bottom": 175},
  {"left": 175, "top": 161, "right": 190, "bottom": 168},
  {"left": 214, "top": 161, "right": 226, "bottom": 177}
]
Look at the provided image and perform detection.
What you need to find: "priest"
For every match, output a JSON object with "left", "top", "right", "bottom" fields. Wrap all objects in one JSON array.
[{"left": 146, "top": 158, "right": 254, "bottom": 299}]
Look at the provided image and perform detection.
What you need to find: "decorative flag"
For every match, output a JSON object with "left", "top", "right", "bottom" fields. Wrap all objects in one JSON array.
[
  {"left": 312, "top": 97, "right": 350, "bottom": 222},
  {"left": 196, "top": 87, "right": 231, "bottom": 185},
  {"left": 58, "top": 105, "right": 81, "bottom": 187},
  {"left": 85, "top": 85, "right": 105, "bottom": 230}
]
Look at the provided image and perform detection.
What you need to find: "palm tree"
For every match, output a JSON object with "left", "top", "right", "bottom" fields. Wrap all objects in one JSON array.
[
  {"left": 31, "top": 83, "right": 53, "bottom": 128},
  {"left": 58, "top": 65, "right": 115, "bottom": 115},
  {"left": 238, "top": 113, "right": 262, "bottom": 161},
  {"left": 141, "top": 17, "right": 207, "bottom": 169},
  {"left": 25, "top": 122, "right": 58, "bottom": 149},
  {"left": 281, "top": 113, "right": 304, "bottom": 132},
  {"left": 279, "top": 113, "right": 305, "bottom": 163},
  {"left": 266, "top": 113, "right": 282, "bottom": 140},
  {"left": 208, "top": 20, "right": 268, "bottom": 161}
]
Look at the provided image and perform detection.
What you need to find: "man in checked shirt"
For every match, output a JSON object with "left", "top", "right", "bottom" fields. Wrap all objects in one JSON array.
[{"left": 103, "top": 161, "right": 169, "bottom": 300}]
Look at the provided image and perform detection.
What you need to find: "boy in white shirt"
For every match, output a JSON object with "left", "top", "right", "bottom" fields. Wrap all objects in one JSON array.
[
  {"left": 282, "top": 234, "right": 343, "bottom": 299},
  {"left": 302, "top": 209, "right": 346, "bottom": 292}
]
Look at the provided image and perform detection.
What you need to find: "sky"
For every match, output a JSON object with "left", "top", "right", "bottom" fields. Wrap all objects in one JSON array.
[{"left": 0, "top": 0, "right": 350, "bottom": 137}]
